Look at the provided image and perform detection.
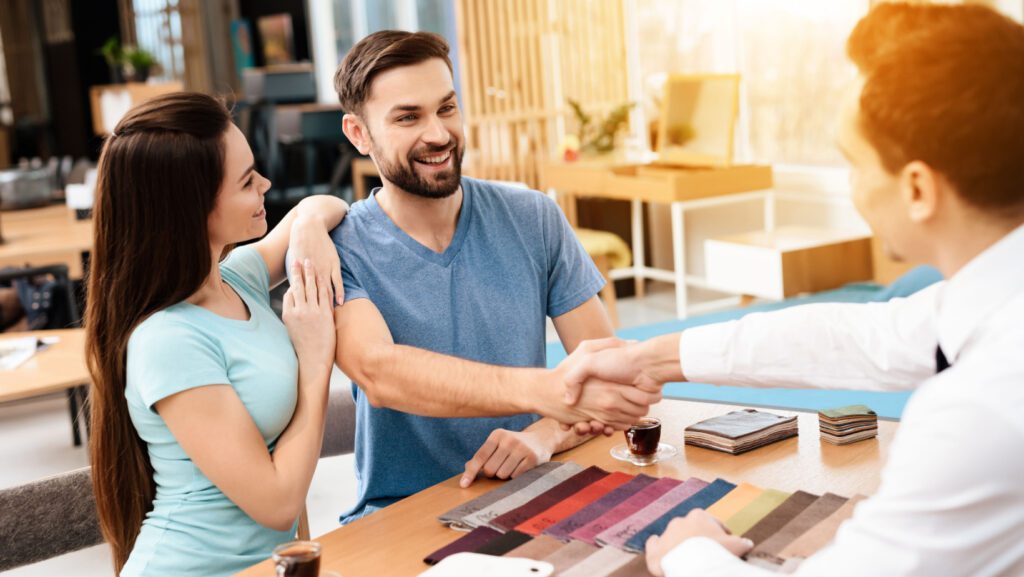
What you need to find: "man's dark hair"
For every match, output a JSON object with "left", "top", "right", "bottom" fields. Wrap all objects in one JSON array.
[
  {"left": 334, "top": 30, "right": 452, "bottom": 116},
  {"left": 848, "top": 3, "right": 1024, "bottom": 217}
]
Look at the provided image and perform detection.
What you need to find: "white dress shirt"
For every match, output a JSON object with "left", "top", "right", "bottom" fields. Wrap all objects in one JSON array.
[{"left": 664, "top": 224, "right": 1024, "bottom": 577}]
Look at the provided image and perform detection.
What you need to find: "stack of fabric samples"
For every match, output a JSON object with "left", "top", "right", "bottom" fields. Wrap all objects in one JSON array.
[
  {"left": 431, "top": 461, "right": 865, "bottom": 575},
  {"left": 818, "top": 405, "right": 878, "bottom": 445},
  {"left": 683, "top": 409, "right": 798, "bottom": 455}
]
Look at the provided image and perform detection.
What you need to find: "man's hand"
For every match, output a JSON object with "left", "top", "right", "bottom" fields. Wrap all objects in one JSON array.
[
  {"left": 644, "top": 510, "right": 754, "bottom": 577},
  {"left": 460, "top": 428, "right": 555, "bottom": 488},
  {"left": 563, "top": 340, "right": 664, "bottom": 404}
]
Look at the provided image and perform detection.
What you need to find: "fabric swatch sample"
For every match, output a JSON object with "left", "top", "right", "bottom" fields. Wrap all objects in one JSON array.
[
  {"left": 595, "top": 478, "right": 709, "bottom": 549},
  {"left": 724, "top": 488, "right": 792, "bottom": 535},
  {"left": 685, "top": 409, "right": 798, "bottom": 454},
  {"left": 541, "top": 540, "right": 600, "bottom": 573},
  {"left": 544, "top": 475, "right": 659, "bottom": 541},
  {"left": 778, "top": 494, "right": 866, "bottom": 560},
  {"left": 502, "top": 534, "right": 565, "bottom": 560},
  {"left": 463, "top": 462, "right": 584, "bottom": 528},
  {"left": 623, "top": 478, "right": 737, "bottom": 552},
  {"left": 741, "top": 490, "right": 820, "bottom": 545},
  {"left": 569, "top": 477, "right": 684, "bottom": 545},
  {"left": 473, "top": 530, "right": 534, "bottom": 557},
  {"left": 605, "top": 555, "right": 652, "bottom": 577},
  {"left": 749, "top": 493, "right": 849, "bottom": 563},
  {"left": 517, "top": 471, "right": 634, "bottom": 535},
  {"left": 422, "top": 526, "right": 503, "bottom": 565},
  {"left": 438, "top": 461, "right": 567, "bottom": 528},
  {"left": 706, "top": 483, "right": 764, "bottom": 522},
  {"left": 559, "top": 546, "right": 638, "bottom": 577},
  {"left": 490, "top": 466, "right": 609, "bottom": 531}
]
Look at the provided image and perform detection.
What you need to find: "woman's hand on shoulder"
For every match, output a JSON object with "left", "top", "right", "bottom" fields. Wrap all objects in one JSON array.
[
  {"left": 283, "top": 258, "right": 336, "bottom": 374},
  {"left": 289, "top": 214, "right": 344, "bottom": 306}
]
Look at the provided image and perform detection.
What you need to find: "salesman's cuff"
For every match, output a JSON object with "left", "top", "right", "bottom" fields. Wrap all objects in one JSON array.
[
  {"left": 661, "top": 537, "right": 757, "bottom": 577},
  {"left": 678, "top": 321, "right": 737, "bottom": 383}
]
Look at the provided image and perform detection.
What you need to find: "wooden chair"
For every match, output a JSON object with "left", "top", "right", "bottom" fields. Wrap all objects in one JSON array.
[{"left": 573, "top": 228, "right": 632, "bottom": 327}]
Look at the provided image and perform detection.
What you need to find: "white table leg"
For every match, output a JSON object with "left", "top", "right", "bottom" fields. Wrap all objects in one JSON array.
[
  {"left": 631, "top": 197, "right": 646, "bottom": 298},
  {"left": 671, "top": 202, "right": 687, "bottom": 318},
  {"left": 764, "top": 190, "right": 776, "bottom": 233}
]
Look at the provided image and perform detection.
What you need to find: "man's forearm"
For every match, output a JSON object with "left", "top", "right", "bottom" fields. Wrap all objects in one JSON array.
[{"left": 341, "top": 341, "right": 553, "bottom": 417}]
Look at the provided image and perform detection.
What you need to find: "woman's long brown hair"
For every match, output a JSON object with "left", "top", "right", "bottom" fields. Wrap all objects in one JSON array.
[{"left": 86, "top": 92, "right": 231, "bottom": 572}]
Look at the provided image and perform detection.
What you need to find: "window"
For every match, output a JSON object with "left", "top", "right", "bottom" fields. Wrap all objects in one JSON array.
[
  {"left": 634, "top": 0, "right": 869, "bottom": 166},
  {"left": 130, "top": 0, "right": 185, "bottom": 82},
  {"left": 310, "top": 0, "right": 458, "bottom": 104}
]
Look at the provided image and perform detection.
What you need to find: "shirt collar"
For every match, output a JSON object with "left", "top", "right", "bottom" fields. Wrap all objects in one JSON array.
[{"left": 936, "top": 222, "right": 1024, "bottom": 362}]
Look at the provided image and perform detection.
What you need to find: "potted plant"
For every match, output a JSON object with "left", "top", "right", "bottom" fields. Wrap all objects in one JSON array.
[
  {"left": 122, "top": 46, "right": 157, "bottom": 83},
  {"left": 97, "top": 37, "right": 123, "bottom": 83}
]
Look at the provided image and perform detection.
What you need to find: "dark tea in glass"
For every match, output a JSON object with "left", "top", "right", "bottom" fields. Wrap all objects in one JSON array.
[
  {"left": 273, "top": 541, "right": 321, "bottom": 577},
  {"left": 624, "top": 417, "right": 662, "bottom": 463}
]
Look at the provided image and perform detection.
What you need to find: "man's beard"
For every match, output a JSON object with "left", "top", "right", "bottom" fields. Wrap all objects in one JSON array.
[{"left": 370, "top": 135, "right": 463, "bottom": 200}]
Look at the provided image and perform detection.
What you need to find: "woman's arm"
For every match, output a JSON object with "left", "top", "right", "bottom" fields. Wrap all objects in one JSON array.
[
  {"left": 253, "top": 194, "right": 348, "bottom": 292},
  {"left": 155, "top": 260, "right": 337, "bottom": 531}
]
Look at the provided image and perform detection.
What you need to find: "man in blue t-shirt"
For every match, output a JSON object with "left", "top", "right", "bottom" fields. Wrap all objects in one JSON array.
[{"left": 329, "top": 31, "right": 662, "bottom": 523}]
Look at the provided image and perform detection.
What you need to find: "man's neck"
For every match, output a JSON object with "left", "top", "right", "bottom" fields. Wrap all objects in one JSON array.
[
  {"left": 376, "top": 181, "right": 464, "bottom": 253},
  {"left": 930, "top": 214, "right": 1024, "bottom": 278}
]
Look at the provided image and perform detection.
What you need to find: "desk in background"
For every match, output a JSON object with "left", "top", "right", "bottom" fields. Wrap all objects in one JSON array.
[
  {"left": 542, "top": 159, "right": 775, "bottom": 318},
  {"left": 236, "top": 399, "right": 893, "bottom": 577},
  {"left": 0, "top": 329, "right": 90, "bottom": 445},
  {"left": 0, "top": 205, "right": 92, "bottom": 279}
]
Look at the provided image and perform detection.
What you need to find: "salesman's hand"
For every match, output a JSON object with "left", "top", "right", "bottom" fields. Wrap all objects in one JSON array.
[
  {"left": 563, "top": 340, "right": 663, "bottom": 405},
  {"left": 645, "top": 510, "right": 753, "bottom": 577},
  {"left": 541, "top": 338, "right": 663, "bottom": 432},
  {"left": 460, "top": 428, "right": 554, "bottom": 488}
]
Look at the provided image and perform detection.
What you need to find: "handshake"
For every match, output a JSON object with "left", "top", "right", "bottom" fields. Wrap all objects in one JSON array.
[{"left": 539, "top": 335, "right": 683, "bottom": 436}]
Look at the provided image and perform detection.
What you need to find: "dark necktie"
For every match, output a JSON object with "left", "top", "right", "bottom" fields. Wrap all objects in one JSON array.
[{"left": 936, "top": 346, "right": 951, "bottom": 374}]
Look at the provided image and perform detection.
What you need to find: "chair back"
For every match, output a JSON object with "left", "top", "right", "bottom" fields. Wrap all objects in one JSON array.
[{"left": 0, "top": 467, "right": 103, "bottom": 571}]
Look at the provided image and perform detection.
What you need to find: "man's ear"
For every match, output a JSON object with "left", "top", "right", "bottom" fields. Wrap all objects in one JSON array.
[
  {"left": 342, "top": 113, "right": 372, "bottom": 156},
  {"left": 900, "top": 160, "right": 940, "bottom": 224}
]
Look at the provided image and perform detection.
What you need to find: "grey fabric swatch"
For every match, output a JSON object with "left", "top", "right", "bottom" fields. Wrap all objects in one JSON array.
[
  {"left": 462, "top": 462, "right": 584, "bottom": 528},
  {"left": 438, "top": 461, "right": 566, "bottom": 529},
  {"left": 559, "top": 546, "right": 638, "bottom": 577}
]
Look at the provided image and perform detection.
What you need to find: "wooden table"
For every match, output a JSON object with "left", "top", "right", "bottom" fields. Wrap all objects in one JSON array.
[
  {"left": 0, "top": 328, "right": 90, "bottom": 445},
  {"left": 542, "top": 159, "right": 774, "bottom": 318},
  {"left": 237, "top": 400, "right": 894, "bottom": 577},
  {"left": 0, "top": 205, "right": 92, "bottom": 279}
]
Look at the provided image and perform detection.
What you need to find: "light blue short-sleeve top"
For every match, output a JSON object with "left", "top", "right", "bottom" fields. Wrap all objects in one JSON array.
[{"left": 121, "top": 246, "right": 298, "bottom": 577}]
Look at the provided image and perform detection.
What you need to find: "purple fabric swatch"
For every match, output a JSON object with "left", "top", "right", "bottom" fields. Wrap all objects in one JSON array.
[
  {"left": 422, "top": 526, "right": 503, "bottom": 565},
  {"left": 595, "top": 477, "right": 710, "bottom": 549},
  {"left": 490, "top": 466, "right": 609, "bottom": 531},
  {"left": 544, "top": 475, "right": 657, "bottom": 541},
  {"left": 623, "top": 478, "right": 737, "bottom": 552},
  {"left": 569, "top": 477, "right": 684, "bottom": 545}
]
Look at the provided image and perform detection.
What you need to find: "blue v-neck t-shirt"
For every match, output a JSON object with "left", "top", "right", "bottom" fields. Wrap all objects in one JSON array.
[{"left": 332, "top": 177, "right": 605, "bottom": 522}]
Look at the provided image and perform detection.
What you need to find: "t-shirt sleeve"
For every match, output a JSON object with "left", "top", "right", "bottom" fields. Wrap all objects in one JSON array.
[
  {"left": 540, "top": 195, "right": 606, "bottom": 317},
  {"left": 220, "top": 245, "right": 271, "bottom": 298},
  {"left": 128, "top": 319, "right": 231, "bottom": 410},
  {"left": 332, "top": 227, "right": 369, "bottom": 304}
]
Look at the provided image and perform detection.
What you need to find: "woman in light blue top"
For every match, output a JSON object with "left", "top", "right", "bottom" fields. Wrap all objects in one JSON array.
[{"left": 85, "top": 92, "right": 347, "bottom": 576}]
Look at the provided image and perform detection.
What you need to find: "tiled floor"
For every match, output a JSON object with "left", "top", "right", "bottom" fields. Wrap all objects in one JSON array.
[{"left": 1, "top": 286, "right": 681, "bottom": 576}]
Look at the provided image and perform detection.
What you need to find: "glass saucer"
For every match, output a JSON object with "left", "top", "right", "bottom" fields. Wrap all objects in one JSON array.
[{"left": 610, "top": 443, "right": 678, "bottom": 467}]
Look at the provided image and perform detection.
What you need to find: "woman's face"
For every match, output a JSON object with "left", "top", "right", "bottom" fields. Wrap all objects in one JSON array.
[{"left": 207, "top": 123, "right": 271, "bottom": 247}]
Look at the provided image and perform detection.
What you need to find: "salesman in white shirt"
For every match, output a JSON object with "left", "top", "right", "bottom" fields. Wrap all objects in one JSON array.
[{"left": 561, "top": 3, "right": 1024, "bottom": 576}]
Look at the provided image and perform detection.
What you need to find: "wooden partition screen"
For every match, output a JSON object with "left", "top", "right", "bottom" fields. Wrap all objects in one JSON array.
[{"left": 454, "top": 0, "right": 630, "bottom": 189}]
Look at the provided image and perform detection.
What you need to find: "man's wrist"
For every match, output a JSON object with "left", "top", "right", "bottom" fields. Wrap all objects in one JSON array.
[{"left": 525, "top": 368, "right": 568, "bottom": 419}]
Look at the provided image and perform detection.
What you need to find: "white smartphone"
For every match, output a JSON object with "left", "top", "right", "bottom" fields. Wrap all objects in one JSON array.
[{"left": 418, "top": 553, "right": 554, "bottom": 577}]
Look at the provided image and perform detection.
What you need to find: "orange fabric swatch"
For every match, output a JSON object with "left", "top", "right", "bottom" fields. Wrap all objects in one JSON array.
[
  {"left": 706, "top": 483, "right": 764, "bottom": 522},
  {"left": 516, "top": 472, "right": 635, "bottom": 535}
]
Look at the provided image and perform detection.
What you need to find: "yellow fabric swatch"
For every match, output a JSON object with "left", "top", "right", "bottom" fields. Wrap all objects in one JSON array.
[{"left": 706, "top": 483, "right": 764, "bottom": 523}]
